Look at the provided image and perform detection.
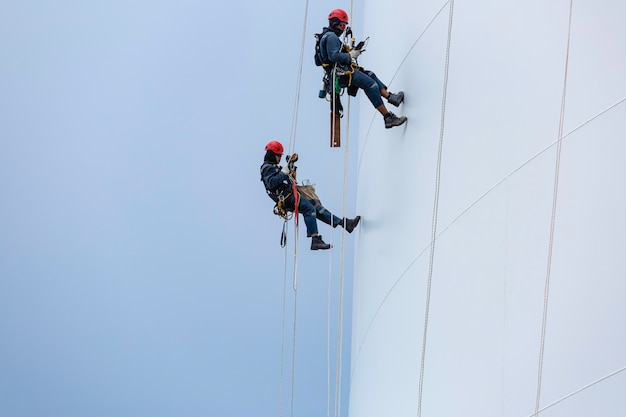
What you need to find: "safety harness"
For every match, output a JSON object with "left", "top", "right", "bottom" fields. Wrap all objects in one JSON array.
[
  {"left": 261, "top": 155, "right": 300, "bottom": 223},
  {"left": 315, "top": 29, "right": 362, "bottom": 97}
]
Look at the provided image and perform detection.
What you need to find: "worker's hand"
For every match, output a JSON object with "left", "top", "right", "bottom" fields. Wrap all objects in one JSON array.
[
  {"left": 281, "top": 165, "right": 290, "bottom": 174},
  {"left": 349, "top": 49, "right": 361, "bottom": 60},
  {"left": 287, "top": 153, "right": 298, "bottom": 163}
]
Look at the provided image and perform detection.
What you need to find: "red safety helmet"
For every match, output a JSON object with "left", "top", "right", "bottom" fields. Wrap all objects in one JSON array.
[
  {"left": 265, "top": 140, "right": 284, "bottom": 155},
  {"left": 328, "top": 8, "right": 349, "bottom": 24}
]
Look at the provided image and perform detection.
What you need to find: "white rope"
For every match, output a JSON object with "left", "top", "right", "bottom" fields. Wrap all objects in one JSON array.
[
  {"left": 327, "top": 146, "right": 336, "bottom": 417},
  {"left": 293, "top": 223, "right": 299, "bottom": 291},
  {"left": 417, "top": 2, "right": 455, "bottom": 417},
  {"left": 278, "top": 226, "right": 300, "bottom": 417},
  {"left": 327, "top": 5, "right": 357, "bottom": 416},
  {"left": 325, "top": 131, "right": 339, "bottom": 417},
  {"left": 526, "top": 365, "right": 626, "bottom": 417},
  {"left": 534, "top": 1, "right": 573, "bottom": 414},
  {"left": 326, "top": 38, "right": 338, "bottom": 415},
  {"left": 334, "top": 81, "right": 351, "bottom": 417},
  {"left": 289, "top": 286, "right": 299, "bottom": 417},
  {"left": 287, "top": 0, "right": 310, "bottom": 155},
  {"left": 356, "top": 1, "right": 449, "bottom": 178},
  {"left": 348, "top": 2, "right": 626, "bottom": 404},
  {"left": 327, "top": 248, "right": 333, "bottom": 417},
  {"left": 350, "top": 95, "right": 626, "bottom": 380},
  {"left": 333, "top": 3, "right": 358, "bottom": 413},
  {"left": 279, "top": 2, "right": 309, "bottom": 416},
  {"left": 279, "top": 223, "right": 289, "bottom": 417},
  {"left": 348, "top": 0, "right": 452, "bottom": 384}
]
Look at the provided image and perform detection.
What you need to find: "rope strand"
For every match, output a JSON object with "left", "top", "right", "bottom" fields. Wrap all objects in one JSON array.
[
  {"left": 534, "top": 1, "right": 573, "bottom": 414},
  {"left": 279, "top": 223, "right": 289, "bottom": 417},
  {"left": 329, "top": 4, "right": 355, "bottom": 415},
  {"left": 417, "top": 2, "right": 454, "bottom": 416},
  {"left": 289, "top": 288, "right": 298, "bottom": 417},
  {"left": 527, "top": 366, "right": 626, "bottom": 417},
  {"left": 287, "top": 0, "right": 310, "bottom": 155},
  {"left": 280, "top": 2, "right": 309, "bottom": 417}
]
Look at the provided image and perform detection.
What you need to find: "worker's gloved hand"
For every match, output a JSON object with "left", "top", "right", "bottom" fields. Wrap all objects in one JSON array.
[
  {"left": 281, "top": 165, "right": 290, "bottom": 174},
  {"left": 287, "top": 153, "right": 298, "bottom": 163},
  {"left": 349, "top": 49, "right": 361, "bottom": 60}
]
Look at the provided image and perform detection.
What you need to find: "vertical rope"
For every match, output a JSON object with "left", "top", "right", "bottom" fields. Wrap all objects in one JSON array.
[
  {"left": 417, "top": 1, "right": 455, "bottom": 416},
  {"left": 287, "top": 0, "right": 310, "bottom": 154},
  {"left": 327, "top": 144, "right": 336, "bottom": 417},
  {"left": 289, "top": 288, "right": 299, "bottom": 417},
  {"left": 334, "top": 114, "right": 349, "bottom": 417},
  {"left": 327, "top": 253, "right": 333, "bottom": 417},
  {"left": 502, "top": 182, "right": 510, "bottom": 417},
  {"left": 534, "top": 1, "right": 574, "bottom": 414},
  {"left": 281, "top": 2, "right": 309, "bottom": 417},
  {"left": 279, "top": 222, "right": 289, "bottom": 417},
  {"left": 293, "top": 224, "right": 299, "bottom": 291},
  {"left": 333, "top": 2, "right": 357, "bottom": 413}
]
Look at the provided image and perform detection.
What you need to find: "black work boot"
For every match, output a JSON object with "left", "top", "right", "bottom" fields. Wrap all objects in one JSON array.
[
  {"left": 384, "top": 112, "right": 407, "bottom": 129},
  {"left": 387, "top": 91, "right": 404, "bottom": 107},
  {"left": 343, "top": 216, "right": 361, "bottom": 233},
  {"left": 311, "top": 235, "right": 332, "bottom": 250}
]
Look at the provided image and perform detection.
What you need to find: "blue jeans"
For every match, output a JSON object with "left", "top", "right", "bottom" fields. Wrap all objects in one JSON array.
[
  {"left": 340, "top": 69, "right": 387, "bottom": 108},
  {"left": 285, "top": 194, "right": 342, "bottom": 237}
]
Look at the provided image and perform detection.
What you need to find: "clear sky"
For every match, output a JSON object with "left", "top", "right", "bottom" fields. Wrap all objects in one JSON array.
[{"left": 0, "top": 1, "right": 359, "bottom": 416}]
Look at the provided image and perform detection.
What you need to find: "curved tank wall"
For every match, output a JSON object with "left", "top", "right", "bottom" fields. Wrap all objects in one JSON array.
[{"left": 350, "top": 1, "right": 626, "bottom": 416}]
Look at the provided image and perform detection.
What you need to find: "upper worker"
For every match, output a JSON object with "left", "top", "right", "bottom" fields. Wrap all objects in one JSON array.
[{"left": 317, "top": 8, "right": 407, "bottom": 129}]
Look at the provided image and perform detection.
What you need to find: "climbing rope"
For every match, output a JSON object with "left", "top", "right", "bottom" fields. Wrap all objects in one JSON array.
[
  {"left": 534, "top": 1, "right": 574, "bottom": 414},
  {"left": 278, "top": 2, "right": 309, "bottom": 417},
  {"left": 417, "top": 1, "right": 455, "bottom": 417},
  {"left": 327, "top": 146, "right": 336, "bottom": 417},
  {"left": 347, "top": 5, "right": 453, "bottom": 384},
  {"left": 527, "top": 365, "right": 626, "bottom": 417},
  {"left": 281, "top": 3, "right": 359, "bottom": 416},
  {"left": 355, "top": 1, "right": 449, "bottom": 180},
  {"left": 324, "top": 6, "right": 358, "bottom": 417},
  {"left": 289, "top": 287, "right": 299, "bottom": 417},
  {"left": 287, "top": 0, "right": 310, "bottom": 155},
  {"left": 333, "top": 93, "right": 350, "bottom": 417},
  {"left": 334, "top": 5, "right": 357, "bottom": 416},
  {"left": 279, "top": 228, "right": 288, "bottom": 417},
  {"left": 348, "top": 15, "right": 626, "bottom": 417}
]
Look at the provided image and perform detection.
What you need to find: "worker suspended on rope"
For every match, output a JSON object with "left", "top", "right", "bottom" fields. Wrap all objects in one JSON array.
[
  {"left": 317, "top": 8, "right": 407, "bottom": 129},
  {"left": 260, "top": 140, "right": 361, "bottom": 250}
]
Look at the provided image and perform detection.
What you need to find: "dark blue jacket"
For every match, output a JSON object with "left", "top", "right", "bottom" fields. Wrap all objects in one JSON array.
[
  {"left": 320, "top": 28, "right": 352, "bottom": 67},
  {"left": 260, "top": 162, "right": 291, "bottom": 202}
]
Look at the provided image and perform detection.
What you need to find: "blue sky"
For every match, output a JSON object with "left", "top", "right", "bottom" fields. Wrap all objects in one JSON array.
[{"left": 1, "top": 1, "right": 359, "bottom": 416}]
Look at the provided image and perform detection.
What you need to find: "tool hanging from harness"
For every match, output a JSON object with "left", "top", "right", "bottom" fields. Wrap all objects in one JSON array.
[
  {"left": 315, "top": 27, "right": 368, "bottom": 147},
  {"left": 314, "top": 29, "right": 343, "bottom": 119},
  {"left": 315, "top": 27, "right": 369, "bottom": 100}
]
